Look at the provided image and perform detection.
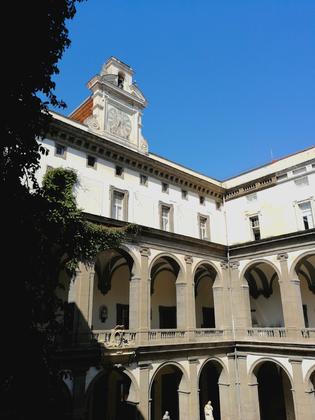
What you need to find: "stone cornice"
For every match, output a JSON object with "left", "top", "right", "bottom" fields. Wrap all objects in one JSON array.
[
  {"left": 83, "top": 213, "right": 315, "bottom": 260},
  {"left": 225, "top": 174, "right": 277, "bottom": 201},
  {"left": 229, "top": 228, "right": 315, "bottom": 259},
  {"left": 48, "top": 117, "right": 224, "bottom": 202},
  {"left": 84, "top": 212, "right": 227, "bottom": 259}
]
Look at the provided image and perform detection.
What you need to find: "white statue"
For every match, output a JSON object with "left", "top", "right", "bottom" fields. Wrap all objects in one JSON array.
[
  {"left": 162, "top": 411, "right": 171, "bottom": 420},
  {"left": 204, "top": 400, "right": 214, "bottom": 420}
]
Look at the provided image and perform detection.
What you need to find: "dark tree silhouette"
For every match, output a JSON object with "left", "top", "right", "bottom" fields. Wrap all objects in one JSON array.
[{"left": 0, "top": 3, "right": 135, "bottom": 419}]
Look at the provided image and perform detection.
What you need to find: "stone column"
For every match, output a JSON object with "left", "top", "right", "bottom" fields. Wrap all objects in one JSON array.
[
  {"left": 72, "top": 369, "right": 87, "bottom": 420},
  {"left": 230, "top": 261, "right": 251, "bottom": 333},
  {"left": 178, "top": 389, "right": 190, "bottom": 420},
  {"left": 73, "top": 263, "right": 95, "bottom": 343},
  {"left": 188, "top": 357, "right": 199, "bottom": 419},
  {"left": 138, "top": 361, "right": 152, "bottom": 420},
  {"left": 129, "top": 274, "right": 141, "bottom": 330},
  {"left": 185, "top": 256, "right": 195, "bottom": 330},
  {"left": 137, "top": 247, "right": 151, "bottom": 344},
  {"left": 176, "top": 258, "right": 189, "bottom": 330},
  {"left": 214, "top": 262, "right": 232, "bottom": 330},
  {"left": 227, "top": 353, "right": 240, "bottom": 420},
  {"left": 277, "top": 253, "right": 304, "bottom": 332},
  {"left": 218, "top": 370, "right": 232, "bottom": 420},
  {"left": 289, "top": 358, "right": 313, "bottom": 420},
  {"left": 235, "top": 353, "right": 258, "bottom": 420}
]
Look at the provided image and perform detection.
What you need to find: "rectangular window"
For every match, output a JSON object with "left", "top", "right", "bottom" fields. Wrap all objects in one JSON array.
[
  {"left": 55, "top": 143, "right": 66, "bottom": 157},
  {"left": 199, "top": 196, "right": 205, "bottom": 205},
  {"left": 162, "top": 182, "right": 169, "bottom": 193},
  {"left": 115, "top": 165, "right": 124, "bottom": 177},
  {"left": 294, "top": 176, "right": 309, "bottom": 187},
  {"left": 249, "top": 215, "right": 261, "bottom": 240},
  {"left": 198, "top": 214, "right": 210, "bottom": 240},
  {"left": 112, "top": 191, "right": 125, "bottom": 221},
  {"left": 140, "top": 174, "right": 148, "bottom": 186},
  {"left": 181, "top": 189, "right": 188, "bottom": 200},
  {"left": 87, "top": 155, "right": 96, "bottom": 168},
  {"left": 199, "top": 216, "right": 209, "bottom": 240},
  {"left": 161, "top": 205, "right": 170, "bottom": 231},
  {"left": 298, "top": 202, "right": 314, "bottom": 230}
]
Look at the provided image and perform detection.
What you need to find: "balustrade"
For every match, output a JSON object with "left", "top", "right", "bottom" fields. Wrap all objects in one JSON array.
[{"left": 92, "top": 327, "right": 315, "bottom": 349}]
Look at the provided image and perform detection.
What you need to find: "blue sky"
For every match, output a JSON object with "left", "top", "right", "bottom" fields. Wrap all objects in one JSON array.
[{"left": 52, "top": 0, "right": 315, "bottom": 179}]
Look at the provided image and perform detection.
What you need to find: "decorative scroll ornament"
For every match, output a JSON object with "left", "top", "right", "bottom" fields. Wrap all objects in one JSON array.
[{"left": 84, "top": 115, "right": 100, "bottom": 131}]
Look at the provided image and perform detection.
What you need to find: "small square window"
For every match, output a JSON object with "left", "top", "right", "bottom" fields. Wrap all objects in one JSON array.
[
  {"left": 293, "top": 167, "right": 306, "bottom": 175},
  {"left": 55, "top": 143, "right": 66, "bottom": 157},
  {"left": 246, "top": 193, "right": 257, "bottom": 202},
  {"left": 87, "top": 155, "right": 96, "bottom": 168},
  {"left": 294, "top": 176, "right": 309, "bottom": 187},
  {"left": 199, "top": 196, "right": 205, "bottom": 205},
  {"left": 181, "top": 190, "right": 188, "bottom": 199},
  {"left": 140, "top": 174, "right": 148, "bottom": 186},
  {"left": 115, "top": 166, "right": 124, "bottom": 177},
  {"left": 162, "top": 182, "right": 169, "bottom": 193}
]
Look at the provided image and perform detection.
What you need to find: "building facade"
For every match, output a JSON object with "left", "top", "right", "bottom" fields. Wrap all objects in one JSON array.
[{"left": 38, "top": 57, "right": 315, "bottom": 420}]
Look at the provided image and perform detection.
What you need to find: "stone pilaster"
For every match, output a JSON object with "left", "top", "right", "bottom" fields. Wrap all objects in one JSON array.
[
  {"left": 214, "top": 261, "right": 232, "bottom": 329},
  {"left": 138, "top": 361, "right": 152, "bottom": 419},
  {"left": 139, "top": 247, "right": 151, "bottom": 331},
  {"left": 289, "top": 358, "right": 313, "bottom": 420},
  {"left": 230, "top": 261, "right": 251, "bottom": 330},
  {"left": 277, "top": 253, "right": 304, "bottom": 330},
  {"left": 129, "top": 274, "right": 141, "bottom": 330},
  {"left": 73, "top": 263, "right": 95, "bottom": 343},
  {"left": 185, "top": 255, "right": 195, "bottom": 330},
  {"left": 188, "top": 357, "right": 199, "bottom": 419}
]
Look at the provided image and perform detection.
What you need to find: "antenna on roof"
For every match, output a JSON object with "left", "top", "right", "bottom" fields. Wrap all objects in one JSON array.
[{"left": 270, "top": 148, "right": 274, "bottom": 161}]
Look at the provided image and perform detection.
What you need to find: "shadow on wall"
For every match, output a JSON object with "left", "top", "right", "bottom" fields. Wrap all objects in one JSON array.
[{"left": 63, "top": 304, "right": 145, "bottom": 420}]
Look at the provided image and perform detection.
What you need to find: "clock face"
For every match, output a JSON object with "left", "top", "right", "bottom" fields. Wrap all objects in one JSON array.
[{"left": 108, "top": 107, "right": 132, "bottom": 139}]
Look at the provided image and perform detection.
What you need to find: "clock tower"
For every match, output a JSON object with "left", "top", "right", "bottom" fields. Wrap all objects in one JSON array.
[{"left": 82, "top": 57, "right": 148, "bottom": 154}]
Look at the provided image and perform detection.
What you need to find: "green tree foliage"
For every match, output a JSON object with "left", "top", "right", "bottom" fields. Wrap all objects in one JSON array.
[{"left": 2, "top": 167, "right": 135, "bottom": 420}]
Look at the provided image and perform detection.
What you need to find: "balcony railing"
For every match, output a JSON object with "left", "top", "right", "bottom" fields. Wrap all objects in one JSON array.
[{"left": 92, "top": 327, "right": 315, "bottom": 349}]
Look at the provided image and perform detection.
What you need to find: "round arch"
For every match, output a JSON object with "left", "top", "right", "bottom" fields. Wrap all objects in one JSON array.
[
  {"left": 149, "top": 361, "right": 189, "bottom": 394},
  {"left": 149, "top": 252, "right": 185, "bottom": 279},
  {"left": 197, "top": 357, "right": 229, "bottom": 383},
  {"left": 149, "top": 361, "right": 190, "bottom": 420},
  {"left": 289, "top": 250, "right": 315, "bottom": 279},
  {"left": 85, "top": 366, "right": 140, "bottom": 420},
  {"left": 248, "top": 357, "right": 293, "bottom": 385},
  {"left": 249, "top": 358, "right": 296, "bottom": 420},
  {"left": 192, "top": 260, "right": 221, "bottom": 284},
  {"left": 240, "top": 259, "right": 282, "bottom": 281},
  {"left": 242, "top": 260, "right": 284, "bottom": 328}
]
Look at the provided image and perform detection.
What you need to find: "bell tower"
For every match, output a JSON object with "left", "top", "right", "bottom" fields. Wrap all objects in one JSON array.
[{"left": 84, "top": 57, "right": 148, "bottom": 154}]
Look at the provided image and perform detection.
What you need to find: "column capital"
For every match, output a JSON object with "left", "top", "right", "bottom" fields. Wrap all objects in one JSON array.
[
  {"left": 140, "top": 247, "right": 151, "bottom": 257},
  {"left": 138, "top": 360, "right": 152, "bottom": 369},
  {"left": 229, "top": 261, "right": 240, "bottom": 270},
  {"left": 220, "top": 261, "right": 229, "bottom": 270},
  {"left": 184, "top": 255, "right": 193, "bottom": 264},
  {"left": 289, "top": 357, "right": 303, "bottom": 365},
  {"left": 277, "top": 252, "right": 288, "bottom": 261},
  {"left": 188, "top": 356, "right": 199, "bottom": 364}
]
